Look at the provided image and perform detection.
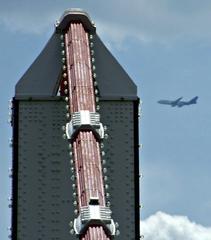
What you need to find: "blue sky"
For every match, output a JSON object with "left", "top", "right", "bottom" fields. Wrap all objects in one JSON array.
[{"left": 1, "top": 1, "right": 211, "bottom": 239}]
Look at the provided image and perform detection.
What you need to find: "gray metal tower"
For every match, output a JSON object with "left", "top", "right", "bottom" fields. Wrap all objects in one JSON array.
[{"left": 11, "top": 9, "right": 140, "bottom": 240}]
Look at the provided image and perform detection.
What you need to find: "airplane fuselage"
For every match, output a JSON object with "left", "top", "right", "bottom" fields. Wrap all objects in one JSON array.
[{"left": 158, "top": 96, "right": 198, "bottom": 107}]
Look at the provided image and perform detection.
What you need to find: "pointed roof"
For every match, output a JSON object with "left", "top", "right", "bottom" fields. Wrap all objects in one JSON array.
[{"left": 15, "top": 10, "right": 137, "bottom": 100}]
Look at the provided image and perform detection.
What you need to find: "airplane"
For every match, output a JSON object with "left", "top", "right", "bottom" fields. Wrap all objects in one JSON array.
[{"left": 158, "top": 96, "right": 198, "bottom": 107}]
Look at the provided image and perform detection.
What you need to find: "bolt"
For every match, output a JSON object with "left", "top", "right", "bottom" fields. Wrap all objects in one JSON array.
[
  {"left": 93, "top": 73, "right": 97, "bottom": 79},
  {"left": 62, "top": 134, "right": 67, "bottom": 139},
  {"left": 69, "top": 221, "right": 73, "bottom": 227},
  {"left": 104, "top": 133, "right": 109, "bottom": 139},
  {"left": 100, "top": 143, "right": 104, "bottom": 148},
  {"left": 63, "top": 65, "right": 67, "bottom": 70},
  {"left": 106, "top": 192, "right": 110, "bottom": 198},
  {"left": 70, "top": 159, "right": 74, "bottom": 165}
]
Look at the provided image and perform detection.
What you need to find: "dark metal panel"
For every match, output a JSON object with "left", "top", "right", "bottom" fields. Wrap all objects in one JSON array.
[
  {"left": 133, "top": 99, "right": 141, "bottom": 239},
  {"left": 15, "top": 33, "right": 62, "bottom": 99},
  {"left": 13, "top": 98, "right": 139, "bottom": 239},
  {"left": 11, "top": 99, "right": 19, "bottom": 240},
  {"left": 93, "top": 35, "right": 137, "bottom": 100},
  {"left": 99, "top": 100, "right": 140, "bottom": 240},
  {"left": 16, "top": 100, "right": 77, "bottom": 240}
]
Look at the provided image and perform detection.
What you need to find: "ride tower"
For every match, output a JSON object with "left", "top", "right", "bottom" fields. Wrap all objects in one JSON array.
[{"left": 11, "top": 9, "right": 140, "bottom": 240}]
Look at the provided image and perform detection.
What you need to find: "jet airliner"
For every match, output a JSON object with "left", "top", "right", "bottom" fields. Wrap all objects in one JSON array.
[{"left": 158, "top": 96, "right": 198, "bottom": 107}]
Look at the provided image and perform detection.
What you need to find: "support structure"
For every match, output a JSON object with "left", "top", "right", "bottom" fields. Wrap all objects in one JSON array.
[
  {"left": 59, "top": 19, "right": 117, "bottom": 239},
  {"left": 11, "top": 9, "right": 140, "bottom": 240}
]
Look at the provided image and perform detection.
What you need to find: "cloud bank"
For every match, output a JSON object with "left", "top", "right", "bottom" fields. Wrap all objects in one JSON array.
[
  {"left": 141, "top": 212, "right": 211, "bottom": 240},
  {"left": 1, "top": 0, "right": 211, "bottom": 45}
]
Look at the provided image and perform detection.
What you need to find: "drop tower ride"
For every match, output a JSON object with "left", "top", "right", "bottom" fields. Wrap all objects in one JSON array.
[{"left": 10, "top": 9, "right": 140, "bottom": 240}]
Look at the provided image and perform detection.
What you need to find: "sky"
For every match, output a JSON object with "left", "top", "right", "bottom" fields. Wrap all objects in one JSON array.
[{"left": 1, "top": 0, "right": 211, "bottom": 239}]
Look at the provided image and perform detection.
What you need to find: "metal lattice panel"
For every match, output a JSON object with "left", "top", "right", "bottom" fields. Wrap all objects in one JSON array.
[
  {"left": 17, "top": 100, "right": 77, "bottom": 240},
  {"left": 99, "top": 100, "right": 137, "bottom": 240},
  {"left": 14, "top": 99, "right": 138, "bottom": 240}
]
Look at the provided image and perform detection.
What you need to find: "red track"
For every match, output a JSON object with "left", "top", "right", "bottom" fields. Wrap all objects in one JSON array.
[{"left": 63, "top": 23, "right": 110, "bottom": 239}]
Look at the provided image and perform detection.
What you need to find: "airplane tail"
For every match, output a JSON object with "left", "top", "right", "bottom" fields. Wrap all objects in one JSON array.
[{"left": 189, "top": 96, "right": 198, "bottom": 104}]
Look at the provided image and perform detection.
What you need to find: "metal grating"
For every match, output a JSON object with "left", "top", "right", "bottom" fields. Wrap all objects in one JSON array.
[
  {"left": 99, "top": 101, "right": 137, "bottom": 240},
  {"left": 14, "top": 99, "right": 138, "bottom": 240},
  {"left": 17, "top": 100, "right": 77, "bottom": 240}
]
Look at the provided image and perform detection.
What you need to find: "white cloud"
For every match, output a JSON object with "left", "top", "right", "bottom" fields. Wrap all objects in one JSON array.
[
  {"left": 1, "top": 0, "right": 211, "bottom": 45},
  {"left": 94, "top": 0, "right": 211, "bottom": 47},
  {"left": 0, "top": 6, "right": 59, "bottom": 34},
  {"left": 141, "top": 212, "right": 211, "bottom": 240}
]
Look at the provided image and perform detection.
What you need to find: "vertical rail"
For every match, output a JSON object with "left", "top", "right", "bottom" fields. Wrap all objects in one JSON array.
[
  {"left": 134, "top": 100, "right": 140, "bottom": 239},
  {"left": 64, "top": 22, "right": 110, "bottom": 239},
  {"left": 11, "top": 99, "right": 19, "bottom": 240}
]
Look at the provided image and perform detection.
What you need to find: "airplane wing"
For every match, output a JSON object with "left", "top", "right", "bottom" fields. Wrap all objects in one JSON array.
[{"left": 177, "top": 101, "right": 185, "bottom": 107}]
